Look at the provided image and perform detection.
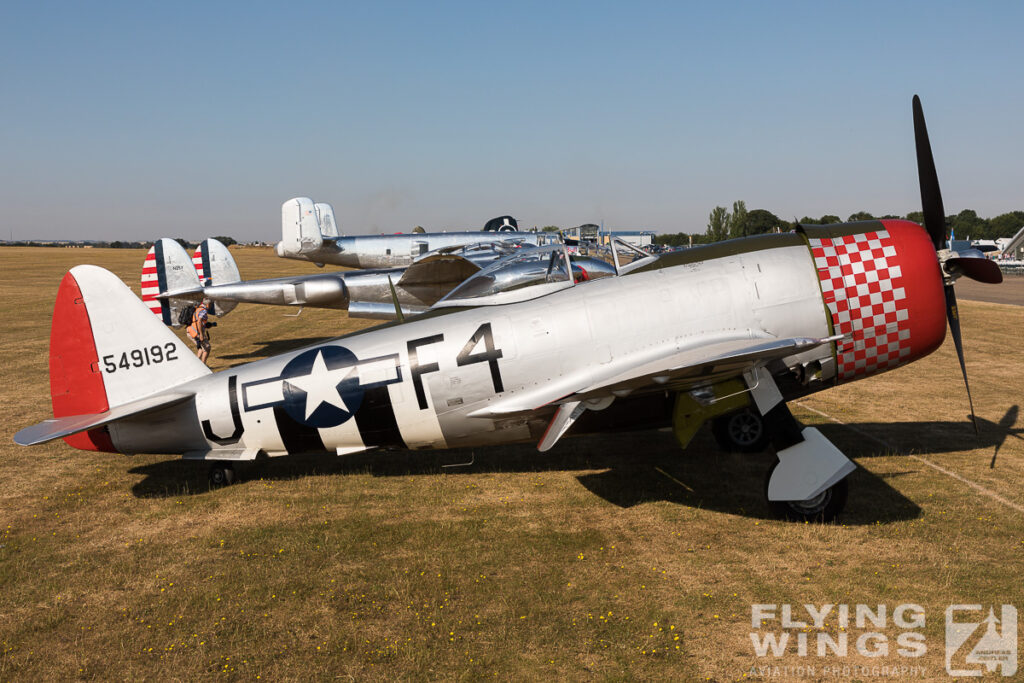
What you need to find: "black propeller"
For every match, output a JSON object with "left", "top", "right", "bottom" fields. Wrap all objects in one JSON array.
[
  {"left": 912, "top": 95, "right": 947, "bottom": 251},
  {"left": 911, "top": 95, "right": 1000, "bottom": 434}
]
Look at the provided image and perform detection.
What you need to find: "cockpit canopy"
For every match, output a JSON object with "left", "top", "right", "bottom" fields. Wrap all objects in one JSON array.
[{"left": 433, "top": 244, "right": 616, "bottom": 307}]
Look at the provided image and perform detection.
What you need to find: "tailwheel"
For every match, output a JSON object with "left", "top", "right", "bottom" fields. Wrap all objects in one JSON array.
[
  {"left": 208, "top": 462, "right": 236, "bottom": 488},
  {"left": 764, "top": 459, "right": 848, "bottom": 523},
  {"left": 711, "top": 407, "right": 770, "bottom": 453}
]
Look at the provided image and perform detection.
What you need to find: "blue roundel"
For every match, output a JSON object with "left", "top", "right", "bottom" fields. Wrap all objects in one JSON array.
[{"left": 280, "top": 346, "right": 364, "bottom": 428}]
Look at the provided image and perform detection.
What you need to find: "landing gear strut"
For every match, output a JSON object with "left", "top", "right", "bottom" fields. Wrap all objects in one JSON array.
[{"left": 208, "top": 463, "right": 236, "bottom": 488}]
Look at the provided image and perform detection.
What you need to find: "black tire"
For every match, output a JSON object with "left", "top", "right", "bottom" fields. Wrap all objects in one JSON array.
[
  {"left": 208, "top": 463, "right": 236, "bottom": 488},
  {"left": 764, "top": 459, "right": 848, "bottom": 523},
  {"left": 711, "top": 407, "right": 770, "bottom": 453}
]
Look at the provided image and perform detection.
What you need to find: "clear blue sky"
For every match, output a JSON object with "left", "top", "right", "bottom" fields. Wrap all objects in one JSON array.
[{"left": 2, "top": 1, "right": 1021, "bottom": 240}]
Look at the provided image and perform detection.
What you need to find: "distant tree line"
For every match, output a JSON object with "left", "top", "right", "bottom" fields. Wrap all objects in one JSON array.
[
  {"left": 654, "top": 205, "right": 1024, "bottom": 247},
  {"left": 0, "top": 240, "right": 150, "bottom": 248},
  {"left": 2, "top": 236, "right": 239, "bottom": 249}
]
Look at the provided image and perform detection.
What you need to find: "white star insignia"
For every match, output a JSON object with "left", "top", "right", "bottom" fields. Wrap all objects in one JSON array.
[{"left": 284, "top": 350, "right": 357, "bottom": 420}]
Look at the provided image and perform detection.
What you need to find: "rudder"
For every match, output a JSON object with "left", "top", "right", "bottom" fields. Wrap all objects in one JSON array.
[
  {"left": 315, "top": 202, "right": 340, "bottom": 238},
  {"left": 276, "top": 197, "right": 322, "bottom": 258},
  {"left": 194, "top": 239, "right": 241, "bottom": 316},
  {"left": 51, "top": 265, "right": 211, "bottom": 451},
  {"left": 141, "top": 239, "right": 202, "bottom": 326}
]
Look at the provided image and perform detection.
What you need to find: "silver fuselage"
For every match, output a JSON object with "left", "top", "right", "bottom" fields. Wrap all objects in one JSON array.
[
  {"left": 276, "top": 232, "right": 542, "bottom": 269},
  {"left": 107, "top": 237, "right": 837, "bottom": 457}
]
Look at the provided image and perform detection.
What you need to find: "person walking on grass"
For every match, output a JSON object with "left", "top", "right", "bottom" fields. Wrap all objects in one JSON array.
[{"left": 186, "top": 297, "right": 216, "bottom": 364}]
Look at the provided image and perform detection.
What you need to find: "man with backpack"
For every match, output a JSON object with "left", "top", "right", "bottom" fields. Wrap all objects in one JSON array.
[{"left": 184, "top": 297, "right": 216, "bottom": 364}]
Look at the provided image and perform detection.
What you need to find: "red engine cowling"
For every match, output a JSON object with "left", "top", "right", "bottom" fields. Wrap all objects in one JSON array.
[{"left": 804, "top": 220, "right": 946, "bottom": 383}]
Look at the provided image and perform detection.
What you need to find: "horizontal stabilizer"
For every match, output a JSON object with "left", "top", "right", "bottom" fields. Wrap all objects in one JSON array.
[{"left": 14, "top": 392, "right": 193, "bottom": 446}]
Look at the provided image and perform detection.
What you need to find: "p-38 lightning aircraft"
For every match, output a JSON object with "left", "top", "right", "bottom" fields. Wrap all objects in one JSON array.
[
  {"left": 275, "top": 199, "right": 537, "bottom": 269},
  {"left": 141, "top": 205, "right": 578, "bottom": 322},
  {"left": 15, "top": 97, "right": 1002, "bottom": 522},
  {"left": 142, "top": 235, "right": 560, "bottom": 322}
]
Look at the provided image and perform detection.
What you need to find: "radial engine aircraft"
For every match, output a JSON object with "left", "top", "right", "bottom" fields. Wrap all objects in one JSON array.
[
  {"left": 275, "top": 198, "right": 539, "bottom": 269},
  {"left": 14, "top": 97, "right": 1002, "bottom": 521},
  {"left": 142, "top": 234, "right": 581, "bottom": 322}
]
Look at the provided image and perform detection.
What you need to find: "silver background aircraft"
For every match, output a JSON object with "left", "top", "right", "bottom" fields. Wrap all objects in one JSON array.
[
  {"left": 143, "top": 236, "right": 614, "bottom": 321},
  {"left": 274, "top": 197, "right": 541, "bottom": 268}
]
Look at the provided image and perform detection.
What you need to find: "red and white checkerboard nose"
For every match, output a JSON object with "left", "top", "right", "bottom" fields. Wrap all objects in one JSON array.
[{"left": 809, "top": 220, "right": 946, "bottom": 382}]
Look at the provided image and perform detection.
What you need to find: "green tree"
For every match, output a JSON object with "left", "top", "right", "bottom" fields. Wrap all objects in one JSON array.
[
  {"left": 746, "top": 209, "right": 788, "bottom": 235},
  {"left": 989, "top": 211, "right": 1024, "bottom": 237},
  {"left": 541, "top": 226, "right": 561, "bottom": 233},
  {"left": 175, "top": 238, "right": 192, "bottom": 251},
  {"left": 212, "top": 235, "right": 238, "bottom": 246},
  {"left": 847, "top": 211, "right": 875, "bottom": 222},
  {"left": 948, "top": 209, "right": 988, "bottom": 240},
  {"left": 728, "top": 200, "right": 748, "bottom": 239},
  {"left": 706, "top": 206, "right": 730, "bottom": 242},
  {"left": 799, "top": 215, "right": 840, "bottom": 225}
]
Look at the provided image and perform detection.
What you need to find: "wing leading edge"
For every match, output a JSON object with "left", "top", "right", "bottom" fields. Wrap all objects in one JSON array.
[{"left": 468, "top": 334, "right": 840, "bottom": 451}]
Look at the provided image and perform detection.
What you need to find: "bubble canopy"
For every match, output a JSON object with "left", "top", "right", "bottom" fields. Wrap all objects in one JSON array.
[{"left": 432, "top": 244, "right": 616, "bottom": 307}]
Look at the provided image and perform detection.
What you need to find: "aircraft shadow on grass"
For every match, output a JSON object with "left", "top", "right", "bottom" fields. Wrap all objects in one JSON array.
[
  {"left": 217, "top": 337, "right": 335, "bottom": 364},
  {"left": 815, "top": 405, "right": 1020, "bottom": 468},
  {"left": 126, "top": 408, "right": 1023, "bottom": 523}
]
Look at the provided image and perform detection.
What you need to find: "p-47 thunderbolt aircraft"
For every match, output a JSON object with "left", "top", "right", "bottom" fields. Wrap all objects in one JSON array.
[
  {"left": 275, "top": 198, "right": 540, "bottom": 268},
  {"left": 15, "top": 97, "right": 1001, "bottom": 522}
]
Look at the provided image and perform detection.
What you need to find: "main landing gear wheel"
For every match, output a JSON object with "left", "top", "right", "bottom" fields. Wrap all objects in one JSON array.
[
  {"left": 208, "top": 463, "right": 236, "bottom": 488},
  {"left": 712, "top": 408, "right": 770, "bottom": 453},
  {"left": 764, "top": 459, "right": 848, "bottom": 523}
]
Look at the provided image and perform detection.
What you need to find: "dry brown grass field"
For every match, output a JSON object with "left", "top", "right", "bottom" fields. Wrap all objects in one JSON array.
[{"left": 1, "top": 246, "right": 1022, "bottom": 681}]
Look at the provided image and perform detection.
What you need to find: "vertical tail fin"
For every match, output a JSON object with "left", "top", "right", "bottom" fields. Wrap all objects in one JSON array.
[
  {"left": 193, "top": 239, "right": 241, "bottom": 316},
  {"left": 275, "top": 197, "right": 322, "bottom": 258},
  {"left": 141, "top": 239, "right": 203, "bottom": 326},
  {"left": 315, "top": 202, "right": 341, "bottom": 237},
  {"left": 51, "top": 265, "right": 210, "bottom": 450},
  {"left": 482, "top": 215, "right": 519, "bottom": 232}
]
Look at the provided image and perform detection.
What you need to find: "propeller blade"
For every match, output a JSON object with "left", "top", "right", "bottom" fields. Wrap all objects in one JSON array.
[
  {"left": 912, "top": 95, "right": 947, "bottom": 250},
  {"left": 945, "top": 256, "right": 1004, "bottom": 284},
  {"left": 943, "top": 284, "right": 979, "bottom": 434}
]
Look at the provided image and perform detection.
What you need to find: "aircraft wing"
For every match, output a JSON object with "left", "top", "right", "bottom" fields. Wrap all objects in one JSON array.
[
  {"left": 13, "top": 392, "right": 194, "bottom": 446},
  {"left": 469, "top": 334, "right": 838, "bottom": 419},
  {"left": 568, "top": 335, "right": 839, "bottom": 402},
  {"left": 397, "top": 253, "right": 482, "bottom": 288}
]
